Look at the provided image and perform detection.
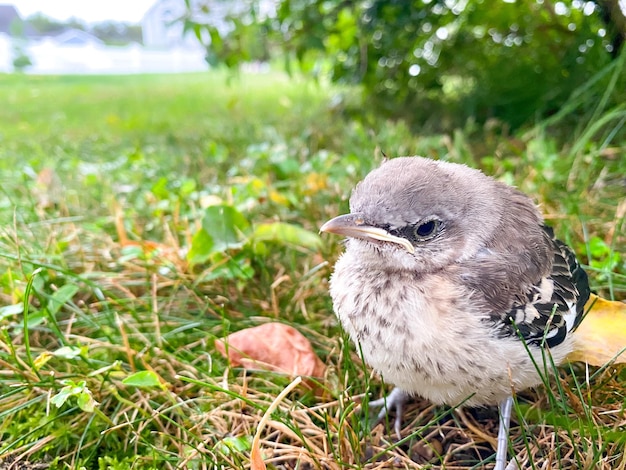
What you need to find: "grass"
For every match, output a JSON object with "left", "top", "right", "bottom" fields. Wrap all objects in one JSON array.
[{"left": 0, "top": 69, "right": 624, "bottom": 469}]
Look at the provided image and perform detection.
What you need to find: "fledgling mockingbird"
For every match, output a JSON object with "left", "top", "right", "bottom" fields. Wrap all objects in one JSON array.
[{"left": 321, "top": 157, "right": 590, "bottom": 470}]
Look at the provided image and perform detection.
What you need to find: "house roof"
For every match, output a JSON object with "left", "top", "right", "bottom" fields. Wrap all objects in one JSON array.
[
  {"left": 0, "top": 4, "right": 20, "bottom": 34},
  {"left": 53, "top": 28, "right": 103, "bottom": 45}
]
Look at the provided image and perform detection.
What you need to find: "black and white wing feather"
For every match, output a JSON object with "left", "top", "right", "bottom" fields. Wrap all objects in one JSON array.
[{"left": 500, "top": 226, "right": 590, "bottom": 348}]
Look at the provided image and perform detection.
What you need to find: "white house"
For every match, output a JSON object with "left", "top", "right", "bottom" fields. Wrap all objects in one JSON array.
[
  {"left": 52, "top": 28, "right": 104, "bottom": 46},
  {"left": 0, "top": 33, "right": 12, "bottom": 70},
  {"left": 142, "top": 0, "right": 207, "bottom": 48},
  {"left": 0, "top": 1, "right": 212, "bottom": 73},
  {"left": 142, "top": 0, "right": 277, "bottom": 49}
]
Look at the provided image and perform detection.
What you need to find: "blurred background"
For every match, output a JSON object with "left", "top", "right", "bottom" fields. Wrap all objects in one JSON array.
[
  {"left": 2, "top": 0, "right": 205, "bottom": 74},
  {"left": 3, "top": 0, "right": 625, "bottom": 130}
]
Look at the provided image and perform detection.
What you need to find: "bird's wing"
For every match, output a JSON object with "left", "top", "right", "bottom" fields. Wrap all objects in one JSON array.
[{"left": 495, "top": 226, "right": 590, "bottom": 348}]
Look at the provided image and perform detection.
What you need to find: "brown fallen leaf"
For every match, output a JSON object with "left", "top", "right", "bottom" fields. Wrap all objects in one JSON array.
[
  {"left": 568, "top": 293, "right": 626, "bottom": 365},
  {"left": 215, "top": 322, "right": 326, "bottom": 378}
]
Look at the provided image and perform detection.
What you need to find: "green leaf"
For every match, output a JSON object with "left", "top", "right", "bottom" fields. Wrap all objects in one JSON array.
[
  {"left": 0, "top": 303, "right": 23, "bottom": 320},
  {"left": 50, "top": 387, "right": 73, "bottom": 409},
  {"left": 216, "top": 435, "right": 252, "bottom": 455},
  {"left": 47, "top": 284, "right": 79, "bottom": 316},
  {"left": 50, "top": 380, "right": 90, "bottom": 409},
  {"left": 151, "top": 177, "right": 170, "bottom": 199},
  {"left": 201, "top": 204, "right": 250, "bottom": 253},
  {"left": 588, "top": 236, "right": 610, "bottom": 258},
  {"left": 77, "top": 390, "right": 98, "bottom": 413},
  {"left": 253, "top": 222, "right": 321, "bottom": 249},
  {"left": 200, "top": 252, "right": 254, "bottom": 282},
  {"left": 122, "top": 370, "right": 163, "bottom": 389},
  {"left": 19, "top": 310, "right": 46, "bottom": 329},
  {"left": 179, "top": 178, "right": 197, "bottom": 197},
  {"left": 53, "top": 345, "right": 86, "bottom": 360},
  {"left": 187, "top": 228, "right": 214, "bottom": 265}
]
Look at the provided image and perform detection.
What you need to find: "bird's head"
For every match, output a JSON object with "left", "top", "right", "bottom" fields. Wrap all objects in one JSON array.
[{"left": 321, "top": 157, "right": 531, "bottom": 273}]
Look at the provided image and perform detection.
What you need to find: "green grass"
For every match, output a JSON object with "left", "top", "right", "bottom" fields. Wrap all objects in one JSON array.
[{"left": 0, "top": 70, "right": 624, "bottom": 469}]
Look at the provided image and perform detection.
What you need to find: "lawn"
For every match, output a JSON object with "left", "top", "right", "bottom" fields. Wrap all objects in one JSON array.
[{"left": 0, "top": 71, "right": 624, "bottom": 469}]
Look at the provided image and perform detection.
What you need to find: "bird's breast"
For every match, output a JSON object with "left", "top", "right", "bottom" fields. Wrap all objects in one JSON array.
[{"left": 329, "top": 252, "right": 568, "bottom": 406}]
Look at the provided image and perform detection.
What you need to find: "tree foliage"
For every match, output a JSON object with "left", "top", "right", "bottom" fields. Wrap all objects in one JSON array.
[
  {"left": 186, "top": 0, "right": 626, "bottom": 130},
  {"left": 25, "top": 13, "right": 142, "bottom": 45}
]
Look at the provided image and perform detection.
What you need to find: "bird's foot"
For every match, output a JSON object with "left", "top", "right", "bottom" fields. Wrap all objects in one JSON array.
[{"left": 367, "top": 387, "right": 409, "bottom": 439}]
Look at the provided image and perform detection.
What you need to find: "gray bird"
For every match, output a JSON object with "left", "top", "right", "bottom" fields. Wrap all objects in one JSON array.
[{"left": 320, "top": 156, "right": 590, "bottom": 470}]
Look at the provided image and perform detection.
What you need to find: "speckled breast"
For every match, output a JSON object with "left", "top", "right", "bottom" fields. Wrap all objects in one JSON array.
[{"left": 329, "top": 253, "right": 567, "bottom": 407}]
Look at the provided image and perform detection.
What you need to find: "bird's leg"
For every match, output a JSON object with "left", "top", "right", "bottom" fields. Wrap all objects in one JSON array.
[
  {"left": 494, "top": 395, "right": 513, "bottom": 470},
  {"left": 368, "top": 387, "right": 408, "bottom": 439}
]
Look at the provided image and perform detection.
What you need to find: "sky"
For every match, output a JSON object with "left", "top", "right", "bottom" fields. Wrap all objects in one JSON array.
[{"left": 13, "top": 0, "right": 157, "bottom": 23}]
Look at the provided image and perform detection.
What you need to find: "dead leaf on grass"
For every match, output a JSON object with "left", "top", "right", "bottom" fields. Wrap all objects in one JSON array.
[{"left": 215, "top": 322, "right": 326, "bottom": 379}]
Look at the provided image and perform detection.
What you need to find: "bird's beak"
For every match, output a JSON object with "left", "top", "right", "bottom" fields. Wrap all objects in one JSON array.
[{"left": 320, "top": 213, "right": 415, "bottom": 254}]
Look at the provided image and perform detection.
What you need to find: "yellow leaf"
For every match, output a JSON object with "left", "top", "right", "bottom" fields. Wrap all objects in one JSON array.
[
  {"left": 34, "top": 351, "right": 52, "bottom": 370},
  {"left": 269, "top": 190, "right": 289, "bottom": 206},
  {"left": 304, "top": 172, "right": 328, "bottom": 194},
  {"left": 568, "top": 294, "right": 626, "bottom": 365}
]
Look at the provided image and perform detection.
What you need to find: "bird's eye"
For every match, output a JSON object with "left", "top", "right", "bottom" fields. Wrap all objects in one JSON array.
[{"left": 413, "top": 219, "right": 441, "bottom": 241}]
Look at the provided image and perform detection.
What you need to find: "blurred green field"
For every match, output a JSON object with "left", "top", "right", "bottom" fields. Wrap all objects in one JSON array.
[{"left": 0, "top": 71, "right": 624, "bottom": 469}]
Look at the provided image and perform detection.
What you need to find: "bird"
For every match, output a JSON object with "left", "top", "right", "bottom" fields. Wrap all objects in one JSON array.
[{"left": 320, "top": 156, "right": 590, "bottom": 470}]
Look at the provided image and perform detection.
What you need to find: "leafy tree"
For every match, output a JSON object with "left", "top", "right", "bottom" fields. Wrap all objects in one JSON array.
[
  {"left": 25, "top": 13, "right": 142, "bottom": 45},
  {"left": 12, "top": 47, "right": 32, "bottom": 72},
  {"left": 183, "top": 0, "right": 272, "bottom": 66},
  {"left": 25, "top": 13, "right": 86, "bottom": 34},
  {"left": 186, "top": 0, "right": 626, "bottom": 130},
  {"left": 91, "top": 22, "right": 143, "bottom": 45},
  {"left": 9, "top": 17, "right": 32, "bottom": 72}
]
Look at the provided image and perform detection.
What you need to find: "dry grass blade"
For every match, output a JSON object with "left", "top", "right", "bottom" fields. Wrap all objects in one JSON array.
[{"left": 250, "top": 376, "right": 302, "bottom": 470}]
